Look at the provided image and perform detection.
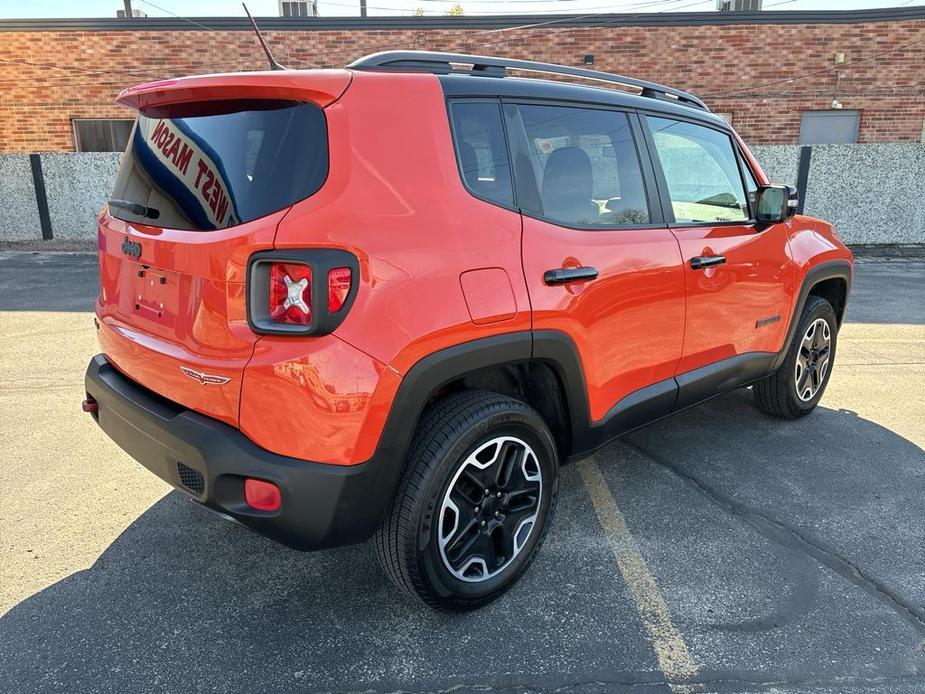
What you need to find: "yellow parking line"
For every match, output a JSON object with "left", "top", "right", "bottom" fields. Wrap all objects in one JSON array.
[{"left": 578, "top": 457, "right": 699, "bottom": 689}]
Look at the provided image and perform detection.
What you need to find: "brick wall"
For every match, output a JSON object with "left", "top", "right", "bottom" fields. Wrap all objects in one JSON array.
[{"left": 1, "top": 15, "right": 923, "bottom": 151}]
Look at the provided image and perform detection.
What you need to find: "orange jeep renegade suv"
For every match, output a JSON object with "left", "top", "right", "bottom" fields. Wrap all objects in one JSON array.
[{"left": 85, "top": 51, "right": 853, "bottom": 610}]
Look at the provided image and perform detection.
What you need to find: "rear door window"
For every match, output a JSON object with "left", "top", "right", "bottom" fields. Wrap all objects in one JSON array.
[
  {"left": 645, "top": 116, "right": 749, "bottom": 224},
  {"left": 514, "top": 104, "right": 651, "bottom": 229},
  {"left": 449, "top": 101, "right": 515, "bottom": 208},
  {"left": 109, "top": 101, "right": 328, "bottom": 231}
]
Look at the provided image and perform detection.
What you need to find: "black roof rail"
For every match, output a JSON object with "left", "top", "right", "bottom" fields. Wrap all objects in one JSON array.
[{"left": 347, "top": 50, "right": 710, "bottom": 112}]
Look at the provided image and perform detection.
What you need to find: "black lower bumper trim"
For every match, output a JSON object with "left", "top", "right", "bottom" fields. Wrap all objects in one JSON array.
[{"left": 84, "top": 354, "right": 395, "bottom": 551}]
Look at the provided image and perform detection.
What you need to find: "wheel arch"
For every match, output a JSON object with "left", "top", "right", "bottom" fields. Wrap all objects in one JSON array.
[
  {"left": 772, "top": 259, "right": 852, "bottom": 372},
  {"left": 808, "top": 276, "right": 849, "bottom": 327},
  {"left": 372, "top": 331, "right": 590, "bottom": 487}
]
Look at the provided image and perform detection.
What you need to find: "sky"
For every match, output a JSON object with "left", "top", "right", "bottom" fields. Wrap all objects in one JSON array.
[{"left": 0, "top": 0, "right": 921, "bottom": 18}]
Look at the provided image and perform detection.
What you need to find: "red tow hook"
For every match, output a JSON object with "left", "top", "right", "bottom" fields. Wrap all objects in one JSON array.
[{"left": 82, "top": 396, "right": 99, "bottom": 414}]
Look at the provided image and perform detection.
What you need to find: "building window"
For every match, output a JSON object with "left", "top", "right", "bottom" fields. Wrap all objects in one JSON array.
[
  {"left": 72, "top": 119, "right": 134, "bottom": 152},
  {"left": 279, "top": 0, "right": 310, "bottom": 16},
  {"left": 799, "top": 110, "right": 860, "bottom": 145}
]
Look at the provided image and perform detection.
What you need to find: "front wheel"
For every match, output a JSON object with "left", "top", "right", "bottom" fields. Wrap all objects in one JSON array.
[
  {"left": 374, "top": 391, "right": 559, "bottom": 611},
  {"left": 753, "top": 295, "right": 839, "bottom": 419}
]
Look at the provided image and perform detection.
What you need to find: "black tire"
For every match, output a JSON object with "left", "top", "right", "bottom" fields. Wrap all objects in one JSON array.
[
  {"left": 753, "top": 295, "right": 839, "bottom": 419},
  {"left": 373, "top": 391, "right": 559, "bottom": 611}
]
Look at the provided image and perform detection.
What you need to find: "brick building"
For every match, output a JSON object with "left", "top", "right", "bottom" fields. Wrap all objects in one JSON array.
[{"left": 0, "top": 7, "right": 923, "bottom": 152}]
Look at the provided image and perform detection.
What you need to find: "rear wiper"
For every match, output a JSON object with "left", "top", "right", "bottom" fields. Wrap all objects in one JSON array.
[{"left": 109, "top": 198, "right": 160, "bottom": 220}]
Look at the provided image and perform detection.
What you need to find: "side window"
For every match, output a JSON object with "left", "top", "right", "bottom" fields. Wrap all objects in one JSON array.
[
  {"left": 516, "top": 104, "right": 650, "bottom": 228},
  {"left": 646, "top": 116, "right": 749, "bottom": 224},
  {"left": 449, "top": 101, "right": 514, "bottom": 208}
]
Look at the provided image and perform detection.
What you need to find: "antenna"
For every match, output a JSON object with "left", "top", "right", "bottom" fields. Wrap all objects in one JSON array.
[{"left": 242, "top": 3, "right": 286, "bottom": 71}]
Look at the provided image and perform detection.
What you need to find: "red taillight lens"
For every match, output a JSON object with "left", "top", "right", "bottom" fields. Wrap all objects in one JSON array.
[
  {"left": 269, "top": 262, "right": 311, "bottom": 325},
  {"left": 244, "top": 478, "right": 282, "bottom": 512},
  {"left": 249, "top": 251, "right": 356, "bottom": 336},
  {"left": 328, "top": 267, "right": 352, "bottom": 312}
]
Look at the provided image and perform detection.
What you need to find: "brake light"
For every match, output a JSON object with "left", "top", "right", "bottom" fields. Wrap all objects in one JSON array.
[
  {"left": 244, "top": 478, "right": 282, "bottom": 512},
  {"left": 328, "top": 267, "right": 352, "bottom": 312},
  {"left": 248, "top": 250, "right": 357, "bottom": 336},
  {"left": 269, "top": 263, "right": 311, "bottom": 325}
]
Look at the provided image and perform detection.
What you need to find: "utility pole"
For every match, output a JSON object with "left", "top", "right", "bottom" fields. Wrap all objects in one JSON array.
[
  {"left": 360, "top": 0, "right": 367, "bottom": 17},
  {"left": 123, "top": 0, "right": 133, "bottom": 18}
]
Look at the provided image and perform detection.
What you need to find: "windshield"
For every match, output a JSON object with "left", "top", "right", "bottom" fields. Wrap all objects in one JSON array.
[{"left": 109, "top": 101, "right": 328, "bottom": 231}]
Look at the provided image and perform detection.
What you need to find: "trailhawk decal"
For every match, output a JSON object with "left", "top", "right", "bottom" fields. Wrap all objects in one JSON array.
[
  {"left": 180, "top": 366, "right": 231, "bottom": 386},
  {"left": 135, "top": 118, "right": 240, "bottom": 230}
]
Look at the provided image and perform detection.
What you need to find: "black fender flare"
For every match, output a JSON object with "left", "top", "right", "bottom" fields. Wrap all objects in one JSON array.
[
  {"left": 770, "top": 259, "right": 852, "bottom": 372},
  {"left": 361, "top": 331, "right": 536, "bottom": 535},
  {"left": 370, "top": 329, "right": 591, "bottom": 476}
]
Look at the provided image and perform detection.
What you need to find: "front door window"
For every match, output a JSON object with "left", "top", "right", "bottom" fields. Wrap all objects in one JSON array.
[{"left": 646, "top": 116, "right": 749, "bottom": 224}]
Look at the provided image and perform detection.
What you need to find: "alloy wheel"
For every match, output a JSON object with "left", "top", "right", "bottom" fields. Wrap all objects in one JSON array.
[
  {"left": 438, "top": 436, "right": 542, "bottom": 582},
  {"left": 795, "top": 317, "right": 832, "bottom": 401}
]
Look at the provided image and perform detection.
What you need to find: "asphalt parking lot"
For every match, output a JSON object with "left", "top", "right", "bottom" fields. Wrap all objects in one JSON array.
[{"left": 1, "top": 251, "right": 923, "bottom": 693}]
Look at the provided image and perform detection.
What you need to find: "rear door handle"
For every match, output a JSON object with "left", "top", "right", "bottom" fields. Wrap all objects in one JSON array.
[
  {"left": 690, "top": 255, "right": 726, "bottom": 270},
  {"left": 543, "top": 266, "right": 599, "bottom": 286}
]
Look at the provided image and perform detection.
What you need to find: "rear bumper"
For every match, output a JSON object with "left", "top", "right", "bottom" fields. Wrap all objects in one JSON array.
[{"left": 84, "top": 354, "right": 393, "bottom": 550}]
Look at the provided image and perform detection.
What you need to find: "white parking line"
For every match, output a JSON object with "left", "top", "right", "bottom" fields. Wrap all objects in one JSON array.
[{"left": 578, "top": 457, "right": 699, "bottom": 690}]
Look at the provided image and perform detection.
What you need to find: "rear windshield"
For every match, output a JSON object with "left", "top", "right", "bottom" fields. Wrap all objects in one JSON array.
[{"left": 109, "top": 101, "right": 328, "bottom": 231}]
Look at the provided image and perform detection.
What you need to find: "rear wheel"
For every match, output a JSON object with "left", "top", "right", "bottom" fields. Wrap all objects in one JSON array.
[
  {"left": 374, "top": 391, "right": 559, "bottom": 611},
  {"left": 754, "top": 295, "right": 838, "bottom": 418}
]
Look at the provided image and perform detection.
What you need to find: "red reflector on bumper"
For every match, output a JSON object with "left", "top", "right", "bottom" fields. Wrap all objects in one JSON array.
[
  {"left": 82, "top": 397, "right": 98, "bottom": 414},
  {"left": 244, "top": 478, "right": 282, "bottom": 511}
]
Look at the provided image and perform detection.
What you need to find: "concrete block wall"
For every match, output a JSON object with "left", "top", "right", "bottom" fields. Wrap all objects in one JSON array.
[
  {"left": 753, "top": 143, "right": 925, "bottom": 245},
  {"left": 0, "top": 152, "right": 121, "bottom": 241},
  {"left": 0, "top": 155, "right": 41, "bottom": 241},
  {"left": 41, "top": 153, "right": 122, "bottom": 241},
  {"left": 803, "top": 144, "right": 924, "bottom": 245},
  {"left": 750, "top": 145, "right": 801, "bottom": 189},
  {"left": 1, "top": 145, "right": 923, "bottom": 245}
]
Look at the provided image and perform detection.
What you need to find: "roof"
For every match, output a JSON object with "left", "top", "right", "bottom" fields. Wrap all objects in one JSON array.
[{"left": 1, "top": 7, "right": 923, "bottom": 32}]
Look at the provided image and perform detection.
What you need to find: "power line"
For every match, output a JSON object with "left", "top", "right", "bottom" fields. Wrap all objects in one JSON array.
[
  {"left": 704, "top": 33, "right": 925, "bottom": 98},
  {"left": 136, "top": 0, "right": 319, "bottom": 69},
  {"left": 312, "top": 0, "right": 694, "bottom": 15},
  {"left": 0, "top": 0, "right": 697, "bottom": 88},
  {"left": 131, "top": 0, "right": 703, "bottom": 71},
  {"left": 302, "top": 0, "right": 707, "bottom": 63}
]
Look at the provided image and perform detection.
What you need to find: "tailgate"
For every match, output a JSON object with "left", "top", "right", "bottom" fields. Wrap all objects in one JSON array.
[
  {"left": 96, "top": 72, "right": 348, "bottom": 425},
  {"left": 96, "top": 211, "right": 282, "bottom": 426}
]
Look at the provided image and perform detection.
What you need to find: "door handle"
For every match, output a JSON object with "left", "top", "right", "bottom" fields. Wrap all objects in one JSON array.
[
  {"left": 690, "top": 255, "right": 726, "bottom": 270},
  {"left": 544, "top": 266, "right": 599, "bottom": 286}
]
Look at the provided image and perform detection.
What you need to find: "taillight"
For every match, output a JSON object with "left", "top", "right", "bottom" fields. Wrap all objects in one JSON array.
[
  {"left": 247, "top": 250, "right": 358, "bottom": 336},
  {"left": 269, "top": 263, "right": 312, "bottom": 325},
  {"left": 328, "top": 267, "right": 352, "bottom": 313}
]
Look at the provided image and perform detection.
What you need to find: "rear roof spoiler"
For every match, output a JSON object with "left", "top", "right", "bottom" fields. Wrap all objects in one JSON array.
[
  {"left": 117, "top": 70, "right": 352, "bottom": 112},
  {"left": 348, "top": 50, "right": 709, "bottom": 112}
]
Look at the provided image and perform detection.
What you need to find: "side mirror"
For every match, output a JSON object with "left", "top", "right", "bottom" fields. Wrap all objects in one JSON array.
[{"left": 756, "top": 184, "right": 797, "bottom": 224}]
